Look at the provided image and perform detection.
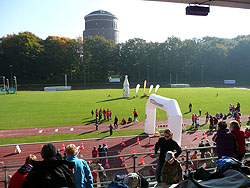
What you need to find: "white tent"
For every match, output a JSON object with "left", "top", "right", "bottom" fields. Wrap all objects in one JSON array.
[{"left": 144, "top": 94, "right": 182, "bottom": 145}]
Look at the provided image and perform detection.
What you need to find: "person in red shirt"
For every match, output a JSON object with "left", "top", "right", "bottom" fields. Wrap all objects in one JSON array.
[
  {"left": 133, "top": 109, "right": 138, "bottom": 121},
  {"left": 205, "top": 112, "right": 209, "bottom": 124},
  {"left": 106, "top": 109, "right": 110, "bottom": 121},
  {"left": 191, "top": 114, "right": 195, "bottom": 128},
  {"left": 121, "top": 118, "right": 126, "bottom": 125},
  {"left": 230, "top": 120, "right": 246, "bottom": 161},
  {"left": 235, "top": 112, "right": 241, "bottom": 123},
  {"left": 92, "top": 146, "right": 98, "bottom": 163},
  {"left": 95, "top": 109, "right": 98, "bottom": 119},
  {"left": 8, "top": 154, "right": 37, "bottom": 188},
  {"left": 110, "top": 110, "right": 112, "bottom": 120},
  {"left": 103, "top": 109, "right": 106, "bottom": 120}
]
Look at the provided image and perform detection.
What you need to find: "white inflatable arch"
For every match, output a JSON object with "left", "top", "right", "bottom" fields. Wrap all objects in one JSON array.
[{"left": 144, "top": 94, "right": 182, "bottom": 145}]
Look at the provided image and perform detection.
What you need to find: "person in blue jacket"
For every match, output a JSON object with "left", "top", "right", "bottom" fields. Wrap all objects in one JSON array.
[{"left": 65, "top": 144, "right": 93, "bottom": 188}]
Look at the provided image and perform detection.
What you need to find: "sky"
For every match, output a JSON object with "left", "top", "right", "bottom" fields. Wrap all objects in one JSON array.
[{"left": 1, "top": 0, "right": 250, "bottom": 43}]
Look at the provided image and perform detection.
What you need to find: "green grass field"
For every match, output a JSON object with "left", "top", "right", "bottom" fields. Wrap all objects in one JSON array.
[{"left": 0, "top": 87, "right": 250, "bottom": 130}]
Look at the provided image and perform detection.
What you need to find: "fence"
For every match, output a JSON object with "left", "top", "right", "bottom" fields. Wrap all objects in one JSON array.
[{"left": 1, "top": 143, "right": 250, "bottom": 188}]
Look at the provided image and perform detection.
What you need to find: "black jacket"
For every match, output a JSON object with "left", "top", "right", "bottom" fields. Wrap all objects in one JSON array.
[
  {"left": 155, "top": 137, "right": 182, "bottom": 164},
  {"left": 23, "top": 159, "right": 77, "bottom": 188}
]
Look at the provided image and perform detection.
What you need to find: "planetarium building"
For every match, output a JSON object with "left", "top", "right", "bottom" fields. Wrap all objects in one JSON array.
[{"left": 83, "top": 10, "right": 119, "bottom": 44}]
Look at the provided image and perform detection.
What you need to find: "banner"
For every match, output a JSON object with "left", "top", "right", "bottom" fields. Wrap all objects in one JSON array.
[
  {"left": 149, "top": 85, "right": 153, "bottom": 93},
  {"left": 144, "top": 80, "right": 147, "bottom": 93}
]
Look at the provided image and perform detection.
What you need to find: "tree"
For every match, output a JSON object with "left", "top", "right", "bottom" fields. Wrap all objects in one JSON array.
[
  {"left": 1, "top": 32, "right": 42, "bottom": 82},
  {"left": 82, "top": 36, "right": 117, "bottom": 83}
]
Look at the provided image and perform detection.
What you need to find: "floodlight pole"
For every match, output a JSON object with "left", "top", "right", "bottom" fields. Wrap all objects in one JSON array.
[
  {"left": 6, "top": 79, "right": 9, "bottom": 89},
  {"left": 65, "top": 74, "right": 67, "bottom": 87}
]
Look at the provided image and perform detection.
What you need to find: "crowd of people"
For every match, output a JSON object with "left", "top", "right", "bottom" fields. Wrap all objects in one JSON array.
[
  {"left": 191, "top": 102, "right": 242, "bottom": 131},
  {"left": 9, "top": 143, "right": 93, "bottom": 188},
  {"left": 92, "top": 108, "right": 139, "bottom": 131}
]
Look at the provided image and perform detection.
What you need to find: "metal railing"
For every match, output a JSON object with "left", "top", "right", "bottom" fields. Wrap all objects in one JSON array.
[{"left": 1, "top": 143, "right": 250, "bottom": 188}]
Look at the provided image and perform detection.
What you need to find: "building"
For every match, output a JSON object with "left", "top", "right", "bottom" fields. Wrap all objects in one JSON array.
[{"left": 83, "top": 10, "right": 119, "bottom": 44}]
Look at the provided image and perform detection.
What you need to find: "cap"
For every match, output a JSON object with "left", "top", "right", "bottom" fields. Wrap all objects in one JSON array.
[
  {"left": 165, "top": 151, "right": 175, "bottom": 161},
  {"left": 124, "top": 173, "right": 140, "bottom": 188}
]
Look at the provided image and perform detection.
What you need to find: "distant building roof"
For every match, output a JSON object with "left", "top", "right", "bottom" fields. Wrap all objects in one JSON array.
[{"left": 86, "top": 10, "right": 115, "bottom": 17}]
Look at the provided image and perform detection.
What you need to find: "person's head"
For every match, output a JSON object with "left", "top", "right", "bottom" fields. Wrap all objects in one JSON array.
[
  {"left": 165, "top": 151, "right": 175, "bottom": 164},
  {"left": 41, "top": 143, "right": 57, "bottom": 160},
  {"left": 65, "top": 144, "right": 78, "bottom": 156},
  {"left": 218, "top": 121, "right": 227, "bottom": 130},
  {"left": 25, "top": 154, "right": 37, "bottom": 164},
  {"left": 164, "top": 129, "right": 173, "bottom": 140},
  {"left": 194, "top": 151, "right": 197, "bottom": 154},
  {"left": 230, "top": 120, "right": 240, "bottom": 129},
  {"left": 93, "top": 146, "right": 96, "bottom": 150},
  {"left": 56, "top": 149, "right": 63, "bottom": 160}
]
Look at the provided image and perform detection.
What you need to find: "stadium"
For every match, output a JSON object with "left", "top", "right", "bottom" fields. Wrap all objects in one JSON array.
[{"left": 1, "top": 0, "right": 250, "bottom": 188}]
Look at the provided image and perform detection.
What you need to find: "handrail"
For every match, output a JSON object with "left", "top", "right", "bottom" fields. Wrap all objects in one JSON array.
[{"left": 1, "top": 142, "right": 250, "bottom": 188}]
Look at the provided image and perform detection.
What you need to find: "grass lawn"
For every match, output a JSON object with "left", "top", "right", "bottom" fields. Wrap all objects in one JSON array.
[{"left": 0, "top": 87, "right": 250, "bottom": 130}]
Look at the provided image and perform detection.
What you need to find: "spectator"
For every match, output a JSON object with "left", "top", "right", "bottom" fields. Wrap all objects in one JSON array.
[
  {"left": 230, "top": 120, "right": 246, "bottom": 161},
  {"left": 121, "top": 117, "right": 126, "bottom": 125},
  {"left": 154, "top": 129, "right": 182, "bottom": 183},
  {"left": 95, "top": 109, "right": 98, "bottom": 119},
  {"left": 56, "top": 149, "right": 63, "bottom": 160},
  {"left": 205, "top": 112, "right": 209, "bottom": 124},
  {"left": 198, "top": 140, "right": 205, "bottom": 158},
  {"left": 98, "top": 145, "right": 103, "bottom": 156},
  {"left": 92, "top": 146, "right": 98, "bottom": 163},
  {"left": 103, "top": 109, "right": 106, "bottom": 120},
  {"left": 247, "top": 117, "right": 250, "bottom": 126},
  {"left": 9, "top": 154, "right": 37, "bottom": 188},
  {"left": 128, "top": 116, "right": 132, "bottom": 124},
  {"left": 191, "top": 114, "right": 195, "bottom": 128},
  {"left": 88, "top": 161, "right": 97, "bottom": 187},
  {"left": 133, "top": 109, "right": 138, "bottom": 121},
  {"left": 204, "top": 151, "right": 216, "bottom": 169},
  {"left": 235, "top": 112, "right": 241, "bottom": 123},
  {"left": 191, "top": 151, "right": 198, "bottom": 170},
  {"left": 161, "top": 151, "right": 183, "bottom": 186},
  {"left": 114, "top": 116, "right": 118, "bottom": 129},
  {"left": 23, "top": 143, "right": 76, "bottom": 188},
  {"left": 99, "top": 108, "right": 102, "bottom": 121},
  {"left": 205, "top": 139, "right": 211, "bottom": 153},
  {"left": 229, "top": 104, "right": 232, "bottom": 113},
  {"left": 107, "top": 109, "right": 110, "bottom": 121},
  {"left": 91, "top": 110, "right": 94, "bottom": 118},
  {"left": 65, "top": 144, "right": 93, "bottom": 188},
  {"left": 212, "top": 121, "right": 237, "bottom": 159},
  {"left": 109, "top": 124, "right": 114, "bottom": 136},
  {"left": 97, "top": 163, "right": 108, "bottom": 187},
  {"left": 209, "top": 115, "right": 214, "bottom": 130},
  {"left": 199, "top": 109, "right": 202, "bottom": 117},
  {"left": 195, "top": 117, "right": 199, "bottom": 131},
  {"left": 102, "top": 144, "right": 108, "bottom": 157},
  {"left": 110, "top": 110, "right": 112, "bottom": 120}
]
